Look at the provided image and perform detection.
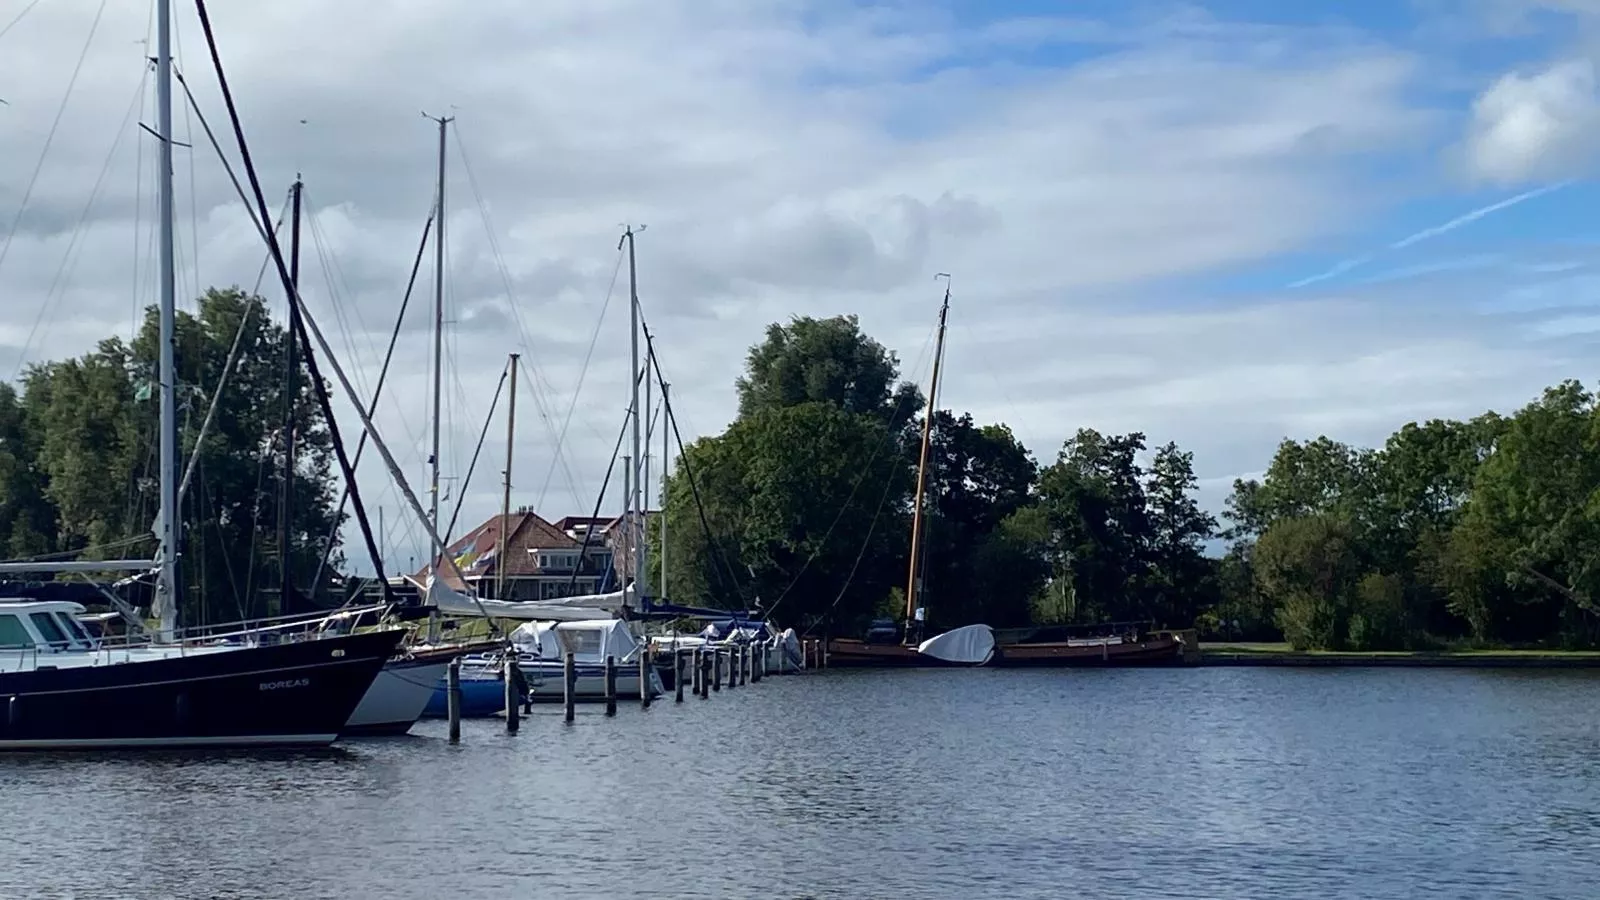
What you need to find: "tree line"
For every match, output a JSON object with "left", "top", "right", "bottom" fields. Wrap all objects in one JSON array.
[
  {"left": 0, "top": 288, "right": 344, "bottom": 625},
  {"left": 657, "top": 314, "right": 1600, "bottom": 650},
  {"left": 4, "top": 296, "right": 1596, "bottom": 650}
]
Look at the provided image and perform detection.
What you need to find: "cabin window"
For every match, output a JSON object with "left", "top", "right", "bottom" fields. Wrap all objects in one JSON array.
[
  {"left": 0, "top": 615, "right": 31, "bottom": 648},
  {"left": 28, "top": 613, "right": 69, "bottom": 650},
  {"left": 57, "top": 614, "right": 93, "bottom": 647},
  {"left": 556, "top": 627, "right": 602, "bottom": 657}
]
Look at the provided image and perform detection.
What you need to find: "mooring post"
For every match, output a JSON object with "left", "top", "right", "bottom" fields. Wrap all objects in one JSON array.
[
  {"left": 504, "top": 656, "right": 522, "bottom": 734},
  {"left": 675, "top": 650, "right": 686, "bottom": 703},
  {"left": 639, "top": 648, "right": 652, "bottom": 709},
  {"left": 712, "top": 649, "right": 723, "bottom": 693},
  {"left": 563, "top": 651, "right": 577, "bottom": 724},
  {"left": 753, "top": 643, "right": 764, "bottom": 683},
  {"left": 604, "top": 654, "right": 618, "bottom": 716},
  {"left": 699, "top": 651, "right": 711, "bottom": 699},
  {"left": 741, "top": 645, "right": 750, "bottom": 686},
  {"left": 446, "top": 657, "right": 462, "bottom": 744}
]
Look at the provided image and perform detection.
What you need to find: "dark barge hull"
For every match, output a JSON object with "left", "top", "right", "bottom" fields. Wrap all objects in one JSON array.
[
  {"left": 991, "top": 635, "right": 1187, "bottom": 667},
  {"left": 823, "top": 639, "right": 983, "bottom": 668},
  {"left": 0, "top": 628, "right": 404, "bottom": 751}
]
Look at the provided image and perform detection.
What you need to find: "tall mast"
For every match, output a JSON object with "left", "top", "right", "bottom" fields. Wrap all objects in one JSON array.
[
  {"left": 621, "top": 454, "right": 632, "bottom": 591},
  {"left": 619, "top": 226, "right": 646, "bottom": 603},
  {"left": 153, "top": 0, "right": 180, "bottom": 639},
  {"left": 497, "top": 353, "right": 519, "bottom": 600},
  {"left": 278, "top": 177, "right": 302, "bottom": 615},
  {"left": 425, "top": 113, "right": 452, "bottom": 567},
  {"left": 659, "top": 380, "right": 670, "bottom": 601},
  {"left": 903, "top": 274, "right": 952, "bottom": 641}
]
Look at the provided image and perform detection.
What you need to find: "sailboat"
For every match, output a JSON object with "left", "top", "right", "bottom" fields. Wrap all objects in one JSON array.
[
  {"left": 825, "top": 276, "right": 995, "bottom": 668},
  {"left": 0, "top": 0, "right": 402, "bottom": 750}
]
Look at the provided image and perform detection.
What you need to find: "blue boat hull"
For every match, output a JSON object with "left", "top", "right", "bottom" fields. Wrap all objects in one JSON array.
[{"left": 421, "top": 676, "right": 505, "bottom": 718}]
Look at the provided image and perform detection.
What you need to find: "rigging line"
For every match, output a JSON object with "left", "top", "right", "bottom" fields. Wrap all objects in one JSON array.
[
  {"left": 801, "top": 441, "right": 909, "bottom": 638},
  {"left": 130, "top": 21, "right": 151, "bottom": 342},
  {"left": 191, "top": 0, "right": 398, "bottom": 611},
  {"left": 0, "top": 0, "right": 45, "bottom": 41},
  {"left": 176, "top": 206, "right": 289, "bottom": 505},
  {"left": 9, "top": 68, "right": 147, "bottom": 380},
  {"left": 759, "top": 317, "right": 940, "bottom": 619},
  {"left": 173, "top": 6, "right": 201, "bottom": 307},
  {"left": 0, "top": 0, "right": 108, "bottom": 275},
  {"left": 302, "top": 193, "right": 385, "bottom": 399},
  {"left": 536, "top": 244, "right": 625, "bottom": 512},
  {"left": 563, "top": 404, "right": 635, "bottom": 597},
  {"left": 954, "top": 317, "right": 1028, "bottom": 439},
  {"left": 308, "top": 208, "right": 435, "bottom": 597},
  {"left": 442, "top": 365, "right": 508, "bottom": 550},
  {"left": 451, "top": 125, "right": 586, "bottom": 505},
  {"left": 641, "top": 325, "right": 744, "bottom": 603},
  {"left": 304, "top": 198, "right": 376, "bottom": 405}
]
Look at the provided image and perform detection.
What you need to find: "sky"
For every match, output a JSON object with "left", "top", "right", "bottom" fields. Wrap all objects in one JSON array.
[{"left": 3, "top": 0, "right": 1600, "bottom": 574}]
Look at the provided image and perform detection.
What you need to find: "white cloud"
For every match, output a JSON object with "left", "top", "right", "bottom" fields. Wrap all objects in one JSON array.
[
  {"left": 0, "top": 1, "right": 1588, "bottom": 571},
  {"left": 1460, "top": 58, "right": 1600, "bottom": 183}
]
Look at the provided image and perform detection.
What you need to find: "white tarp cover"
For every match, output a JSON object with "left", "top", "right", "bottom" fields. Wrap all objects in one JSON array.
[
  {"left": 509, "top": 618, "right": 644, "bottom": 664},
  {"left": 524, "top": 583, "right": 635, "bottom": 612},
  {"left": 917, "top": 623, "right": 996, "bottom": 665},
  {"left": 776, "top": 627, "right": 803, "bottom": 670},
  {"left": 421, "top": 578, "right": 613, "bottom": 622}
]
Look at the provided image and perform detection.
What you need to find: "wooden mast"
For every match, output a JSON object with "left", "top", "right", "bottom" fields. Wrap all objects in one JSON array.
[{"left": 902, "top": 274, "right": 952, "bottom": 644}]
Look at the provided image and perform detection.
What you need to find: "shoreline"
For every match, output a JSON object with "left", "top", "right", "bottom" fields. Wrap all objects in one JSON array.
[{"left": 1198, "top": 643, "right": 1600, "bottom": 668}]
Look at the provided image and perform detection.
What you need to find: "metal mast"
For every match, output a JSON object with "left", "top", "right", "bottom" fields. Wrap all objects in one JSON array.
[
  {"left": 497, "top": 353, "right": 519, "bottom": 600},
  {"left": 619, "top": 225, "right": 647, "bottom": 603},
  {"left": 153, "top": 0, "right": 180, "bottom": 639},
  {"left": 425, "top": 113, "right": 452, "bottom": 566},
  {"left": 278, "top": 177, "right": 302, "bottom": 615}
]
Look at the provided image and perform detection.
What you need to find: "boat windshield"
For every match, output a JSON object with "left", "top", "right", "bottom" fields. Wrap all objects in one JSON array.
[
  {"left": 28, "top": 612, "right": 72, "bottom": 650},
  {"left": 58, "top": 614, "right": 95, "bottom": 647},
  {"left": 0, "top": 614, "right": 32, "bottom": 649}
]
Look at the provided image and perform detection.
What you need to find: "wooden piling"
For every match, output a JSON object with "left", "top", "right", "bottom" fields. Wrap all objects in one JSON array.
[
  {"left": 639, "top": 648, "right": 652, "bottom": 709},
  {"left": 675, "top": 650, "right": 686, "bottom": 703},
  {"left": 752, "top": 643, "right": 763, "bottom": 682},
  {"left": 563, "top": 651, "right": 577, "bottom": 723},
  {"left": 446, "top": 657, "right": 462, "bottom": 744},
  {"left": 699, "top": 651, "right": 712, "bottom": 699},
  {"left": 504, "top": 656, "right": 522, "bottom": 734},
  {"left": 604, "top": 654, "right": 618, "bottom": 716},
  {"left": 712, "top": 649, "right": 723, "bottom": 692}
]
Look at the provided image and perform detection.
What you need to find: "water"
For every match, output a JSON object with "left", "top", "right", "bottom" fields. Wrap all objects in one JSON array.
[{"left": 3, "top": 667, "right": 1599, "bottom": 899}]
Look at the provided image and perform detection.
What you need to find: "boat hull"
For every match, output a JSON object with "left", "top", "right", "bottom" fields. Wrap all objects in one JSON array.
[
  {"left": 823, "top": 639, "right": 978, "bottom": 668},
  {"left": 342, "top": 656, "right": 452, "bottom": 736},
  {"left": 0, "top": 629, "right": 403, "bottom": 751},
  {"left": 992, "top": 635, "right": 1187, "bottom": 667}
]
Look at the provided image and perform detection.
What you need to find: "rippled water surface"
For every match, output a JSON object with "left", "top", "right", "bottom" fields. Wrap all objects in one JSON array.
[{"left": 3, "top": 667, "right": 1599, "bottom": 899}]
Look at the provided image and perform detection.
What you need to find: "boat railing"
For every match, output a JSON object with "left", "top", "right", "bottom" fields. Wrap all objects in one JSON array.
[{"left": 82, "top": 602, "right": 395, "bottom": 658}]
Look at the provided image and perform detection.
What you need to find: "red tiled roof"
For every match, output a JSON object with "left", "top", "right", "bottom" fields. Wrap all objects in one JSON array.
[{"left": 413, "top": 510, "right": 587, "bottom": 586}]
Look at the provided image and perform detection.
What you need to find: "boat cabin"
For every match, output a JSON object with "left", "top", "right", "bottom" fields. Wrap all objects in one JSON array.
[{"left": 0, "top": 600, "right": 98, "bottom": 652}]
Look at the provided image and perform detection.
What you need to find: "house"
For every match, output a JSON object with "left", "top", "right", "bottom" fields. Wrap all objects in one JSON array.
[
  {"left": 553, "top": 511, "right": 658, "bottom": 587},
  {"left": 414, "top": 507, "right": 616, "bottom": 601}
]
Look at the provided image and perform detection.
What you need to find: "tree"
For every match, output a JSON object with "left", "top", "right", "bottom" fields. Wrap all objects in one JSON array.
[
  {"left": 1253, "top": 513, "right": 1363, "bottom": 650},
  {"left": 659, "top": 401, "right": 911, "bottom": 629},
  {"left": 11, "top": 288, "right": 348, "bottom": 625},
  {"left": 1143, "top": 441, "right": 1218, "bottom": 627},
  {"left": 0, "top": 383, "right": 52, "bottom": 557},
  {"left": 735, "top": 314, "right": 921, "bottom": 429}
]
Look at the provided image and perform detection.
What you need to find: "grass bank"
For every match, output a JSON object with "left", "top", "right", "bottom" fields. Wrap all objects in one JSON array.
[{"left": 1199, "top": 642, "right": 1600, "bottom": 668}]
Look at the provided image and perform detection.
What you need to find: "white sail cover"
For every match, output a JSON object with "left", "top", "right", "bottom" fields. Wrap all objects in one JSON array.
[
  {"left": 917, "top": 623, "right": 996, "bottom": 665},
  {"left": 516, "top": 583, "right": 635, "bottom": 613},
  {"left": 508, "top": 619, "right": 645, "bottom": 664},
  {"left": 420, "top": 578, "right": 613, "bottom": 622}
]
